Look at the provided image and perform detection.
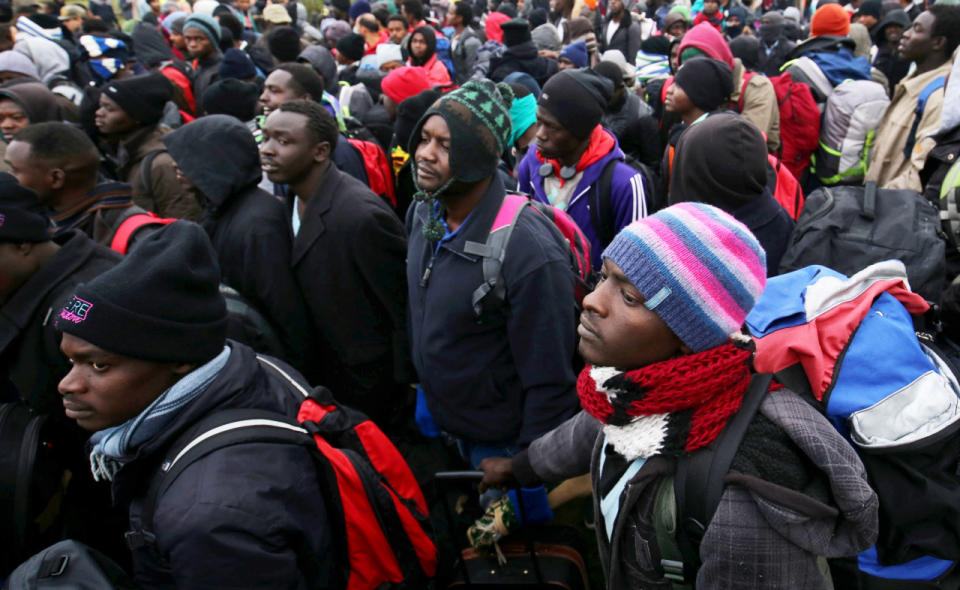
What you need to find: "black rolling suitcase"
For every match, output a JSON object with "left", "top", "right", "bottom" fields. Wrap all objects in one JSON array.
[{"left": 435, "top": 471, "right": 591, "bottom": 590}]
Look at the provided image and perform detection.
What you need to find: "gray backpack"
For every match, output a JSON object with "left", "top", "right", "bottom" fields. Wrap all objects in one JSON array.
[
  {"left": 812, "top": 80, "right": 890, "bottom": 186},
  {"left": 779, "top": 182, "right": 946, "bottom": 301},
  {"left": 783, "top": 56, "right": 834, "bottom": 105}
]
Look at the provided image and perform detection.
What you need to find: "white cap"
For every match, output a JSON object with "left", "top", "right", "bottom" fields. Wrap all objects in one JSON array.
[{"left": 376, "top": 42, "right": 403, "bottom": 68}]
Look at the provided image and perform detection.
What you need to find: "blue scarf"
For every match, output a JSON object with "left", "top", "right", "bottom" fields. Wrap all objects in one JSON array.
[{"left": 88, "top": 346, "right": 231, "bottom": 482}]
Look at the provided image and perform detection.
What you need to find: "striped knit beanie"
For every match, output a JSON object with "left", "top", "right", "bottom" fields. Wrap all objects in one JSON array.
[
  {"left": 410, "top": 79, "right": 514, "bottom": 239},
  {"left": 602, "top": 203, "right": 766, "bottom": 352}
]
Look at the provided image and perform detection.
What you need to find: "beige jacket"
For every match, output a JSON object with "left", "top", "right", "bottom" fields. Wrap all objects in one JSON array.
[
  {"left": 865, "top": 60, "right": 952, "bottom": 192},
  {"left": 732, "top": 58, "right": 781, "bottom": 153}
]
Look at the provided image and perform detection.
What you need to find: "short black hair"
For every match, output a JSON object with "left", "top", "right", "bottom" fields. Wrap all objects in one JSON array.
[
  {"left": 82, "top": 18, "right": 111, "bottom": 34},
  {"left": 402, "top": 0, "right": 423, "bottom": 20},
  {"left": 372, "top": 4, "right": 390, "bottom": 27},
  {"left": 387, "top": 14, "right": 407, "bottom": 26},
  {"left": 273, "top": 62, "right": 326, "bottom": 101},
  {"left": 453, "top": 1, "right": 474, "bottom": 24},
  {"left": 931, "top": 4, "right": 960, "bottom": 59},
  {"left": 277, "top": 99, "right": 339, "bottom": 149},
  {"left": 217, "top": 11, "right": 244, "bottom": 42},
  {"left": 13, "top": 122, "right": 100, "bottom": 180}
]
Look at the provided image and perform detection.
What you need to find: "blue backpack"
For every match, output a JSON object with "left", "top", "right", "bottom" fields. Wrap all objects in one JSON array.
[
  {"left": 746, "top": 261, "right": 960, "bottom": 587},
  {"left": 807, "top": 48, "right": 871, "bottom": 86},
  {"left": 434, "top": 35, "right": 456, "bottom": 79}
]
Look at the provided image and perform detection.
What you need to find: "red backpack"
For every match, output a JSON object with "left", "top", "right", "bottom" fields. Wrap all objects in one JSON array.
[
  {"left": 738, "top": 71, "right": 821, "bottom": 181},
  {"left": 127, "top": 356, "right": 438, "bottom": 590},
  {"left": 347, "top": 138, "right": 397, "bottom": 209},
  {"left": 767, "top": 153, "right": 805, "bottom": 220},
  {"left": 465, "top": 193, "right": 593, "bottom": 317}
]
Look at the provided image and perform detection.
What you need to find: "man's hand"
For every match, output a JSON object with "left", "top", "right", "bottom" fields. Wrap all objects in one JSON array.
[{"left": 478, "top": 457, "right": 518, "bottom": 492}]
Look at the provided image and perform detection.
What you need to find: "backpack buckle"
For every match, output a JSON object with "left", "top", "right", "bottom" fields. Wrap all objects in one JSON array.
[{"left": 661, "top": 559, "right": 685, "bottom": 582}]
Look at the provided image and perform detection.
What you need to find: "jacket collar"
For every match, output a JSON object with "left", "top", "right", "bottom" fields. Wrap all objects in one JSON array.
[
  {"left": 291, "top": 163, "right": 340, "bottom": 265},
  {"left": 424, "top": 175, "right": 507, "bottom": 259}
]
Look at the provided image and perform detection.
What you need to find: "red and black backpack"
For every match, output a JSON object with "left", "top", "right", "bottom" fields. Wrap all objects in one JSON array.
[{"left": 126, "top": 356, "right": 437, "bottom": 589}]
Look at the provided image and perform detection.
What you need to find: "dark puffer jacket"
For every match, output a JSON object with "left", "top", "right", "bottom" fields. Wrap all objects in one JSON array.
[{"left": 115, "top": 342, "right": 334, "bottom": 590}]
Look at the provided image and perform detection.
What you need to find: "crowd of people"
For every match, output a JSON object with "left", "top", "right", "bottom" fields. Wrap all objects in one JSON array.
[{"left": 1, "top": 0, "right": 960, "bottom": 585}]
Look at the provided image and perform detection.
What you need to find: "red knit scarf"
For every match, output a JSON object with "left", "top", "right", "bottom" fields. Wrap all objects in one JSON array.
[{"left": 577, "top": 343, "right": 752, "bottom": 458}]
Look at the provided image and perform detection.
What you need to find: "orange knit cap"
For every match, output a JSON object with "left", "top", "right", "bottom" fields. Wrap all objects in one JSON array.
[{"left": 810, "top": 3, "right": 851, "bottom": 37}]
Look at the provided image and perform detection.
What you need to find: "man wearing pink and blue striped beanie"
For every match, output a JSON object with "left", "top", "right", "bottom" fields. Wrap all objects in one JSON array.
[{"left": 601, "top": 201, "right": 767, "bottom": 352}]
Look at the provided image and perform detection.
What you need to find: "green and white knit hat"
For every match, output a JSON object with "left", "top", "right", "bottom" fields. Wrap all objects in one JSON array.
[{"left": 409, "top": 80, "right": 514, "bottom": 239}]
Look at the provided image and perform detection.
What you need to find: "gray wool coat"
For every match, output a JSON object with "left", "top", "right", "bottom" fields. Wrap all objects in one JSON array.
[{"left": 511, "top": 388, "right": 879, "bottom": 590}]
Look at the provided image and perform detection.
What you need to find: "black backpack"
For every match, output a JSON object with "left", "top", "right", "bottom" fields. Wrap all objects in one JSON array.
[
  {"left": 590, "top": 156, "right": 657, "bottom": 248},
  {"left": 0, "top": 403, "right": 66, "bottom": 576},
  {"left": 778, "top": 181, "right": 946, "bottom": 301},
  {"left": 4, "top": 540, "right": 137, "bottom": 589}
]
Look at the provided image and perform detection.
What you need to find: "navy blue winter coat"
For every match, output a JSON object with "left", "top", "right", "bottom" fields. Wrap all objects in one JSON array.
[{"left": 406, "top": 177, "right": 579, "bottom": 446}]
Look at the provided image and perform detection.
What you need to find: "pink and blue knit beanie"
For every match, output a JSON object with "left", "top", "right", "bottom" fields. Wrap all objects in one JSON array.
[{"left": 602, "top": 202, "right": 766, "bottom": 352}]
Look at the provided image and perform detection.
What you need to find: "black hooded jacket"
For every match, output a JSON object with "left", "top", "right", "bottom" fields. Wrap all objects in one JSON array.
[
  {"left": 163, "top": 115, "right": 311, "bottom": 373},
  {"left": 668, "top": 113, "right": 794, "bottom": 275},
  {"left": 872, "top": 9, "right": 911, "bottom": 90},
  {"left": 488, "top": 40, "right": 558, "bottom": 87}
]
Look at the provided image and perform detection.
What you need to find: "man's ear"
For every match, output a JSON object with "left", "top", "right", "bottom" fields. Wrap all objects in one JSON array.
[
  {"left": 50, "top": 168, "right": 66, "bottom": 190},
  {"left": 931, "top": 33, "right": 946, "bottom": 54},
  {"left": 313, "top": 140, "right": 332, "bottom": 163}
]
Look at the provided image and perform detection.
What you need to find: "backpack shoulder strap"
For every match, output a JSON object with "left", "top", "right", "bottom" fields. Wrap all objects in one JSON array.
[
  {"left": 736, "top": 71, "right": 754, "bottom": 113},
  {"left": 109, "top": 212, "right": 175, "bottom": 254},
  {"left": 904, "top": 76, "right": 947, "bottom": 159},
  {"left": 125, "top": 408, "right": 311, "bottom": 552},
  {"left": 591, "top": 158, "right": 619, "bottom": 248},
  {"left": 671, "top": 372, "right": 773, "bottom": 583},
  {"left": 137, "top": 150, "right": 165, "bottom": 203},
  {"left": 463, "top": 193, "right": 531, "bottom": 316}
]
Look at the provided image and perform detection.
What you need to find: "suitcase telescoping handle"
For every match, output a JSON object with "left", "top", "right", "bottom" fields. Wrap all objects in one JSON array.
[{"left": 434, "top": 470, "right": 546, "bottom": 586}]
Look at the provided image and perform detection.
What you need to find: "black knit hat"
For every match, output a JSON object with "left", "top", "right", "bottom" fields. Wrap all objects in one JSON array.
[
  {"left": 668, "top": 112, "right": 767, "bottom": 211},
  {"left": 268, "top": 26, "right": 303, "bottom": 63},
  {"left": 673, "top": 57, "right": 733, "bottom": 112},
  {"left": 337, "top": 32, "right": 365, "bottom": 62},
  {"left": 102, "top": 72, "right": 172, "bottom": 126},
  {"left": 408, "top": 80, "right": 514, "bottom": 239},
  {"left": 218, "top": 47, "right": 257, "bottom": 80},
  {"left": 501, "top": 18, "right": 531, "bottom": 47},
  {"left": 539, "top": 68, "right": 612, "bottom": 140},
  {"left": 56, "top": 221, "right": 228, "bottom": 363},
  {"left": 202, "top": 78, "right": 260, "bottom": 122},
  {"left": 0, "top": 173, "right": 50, "bottom": 242}
]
